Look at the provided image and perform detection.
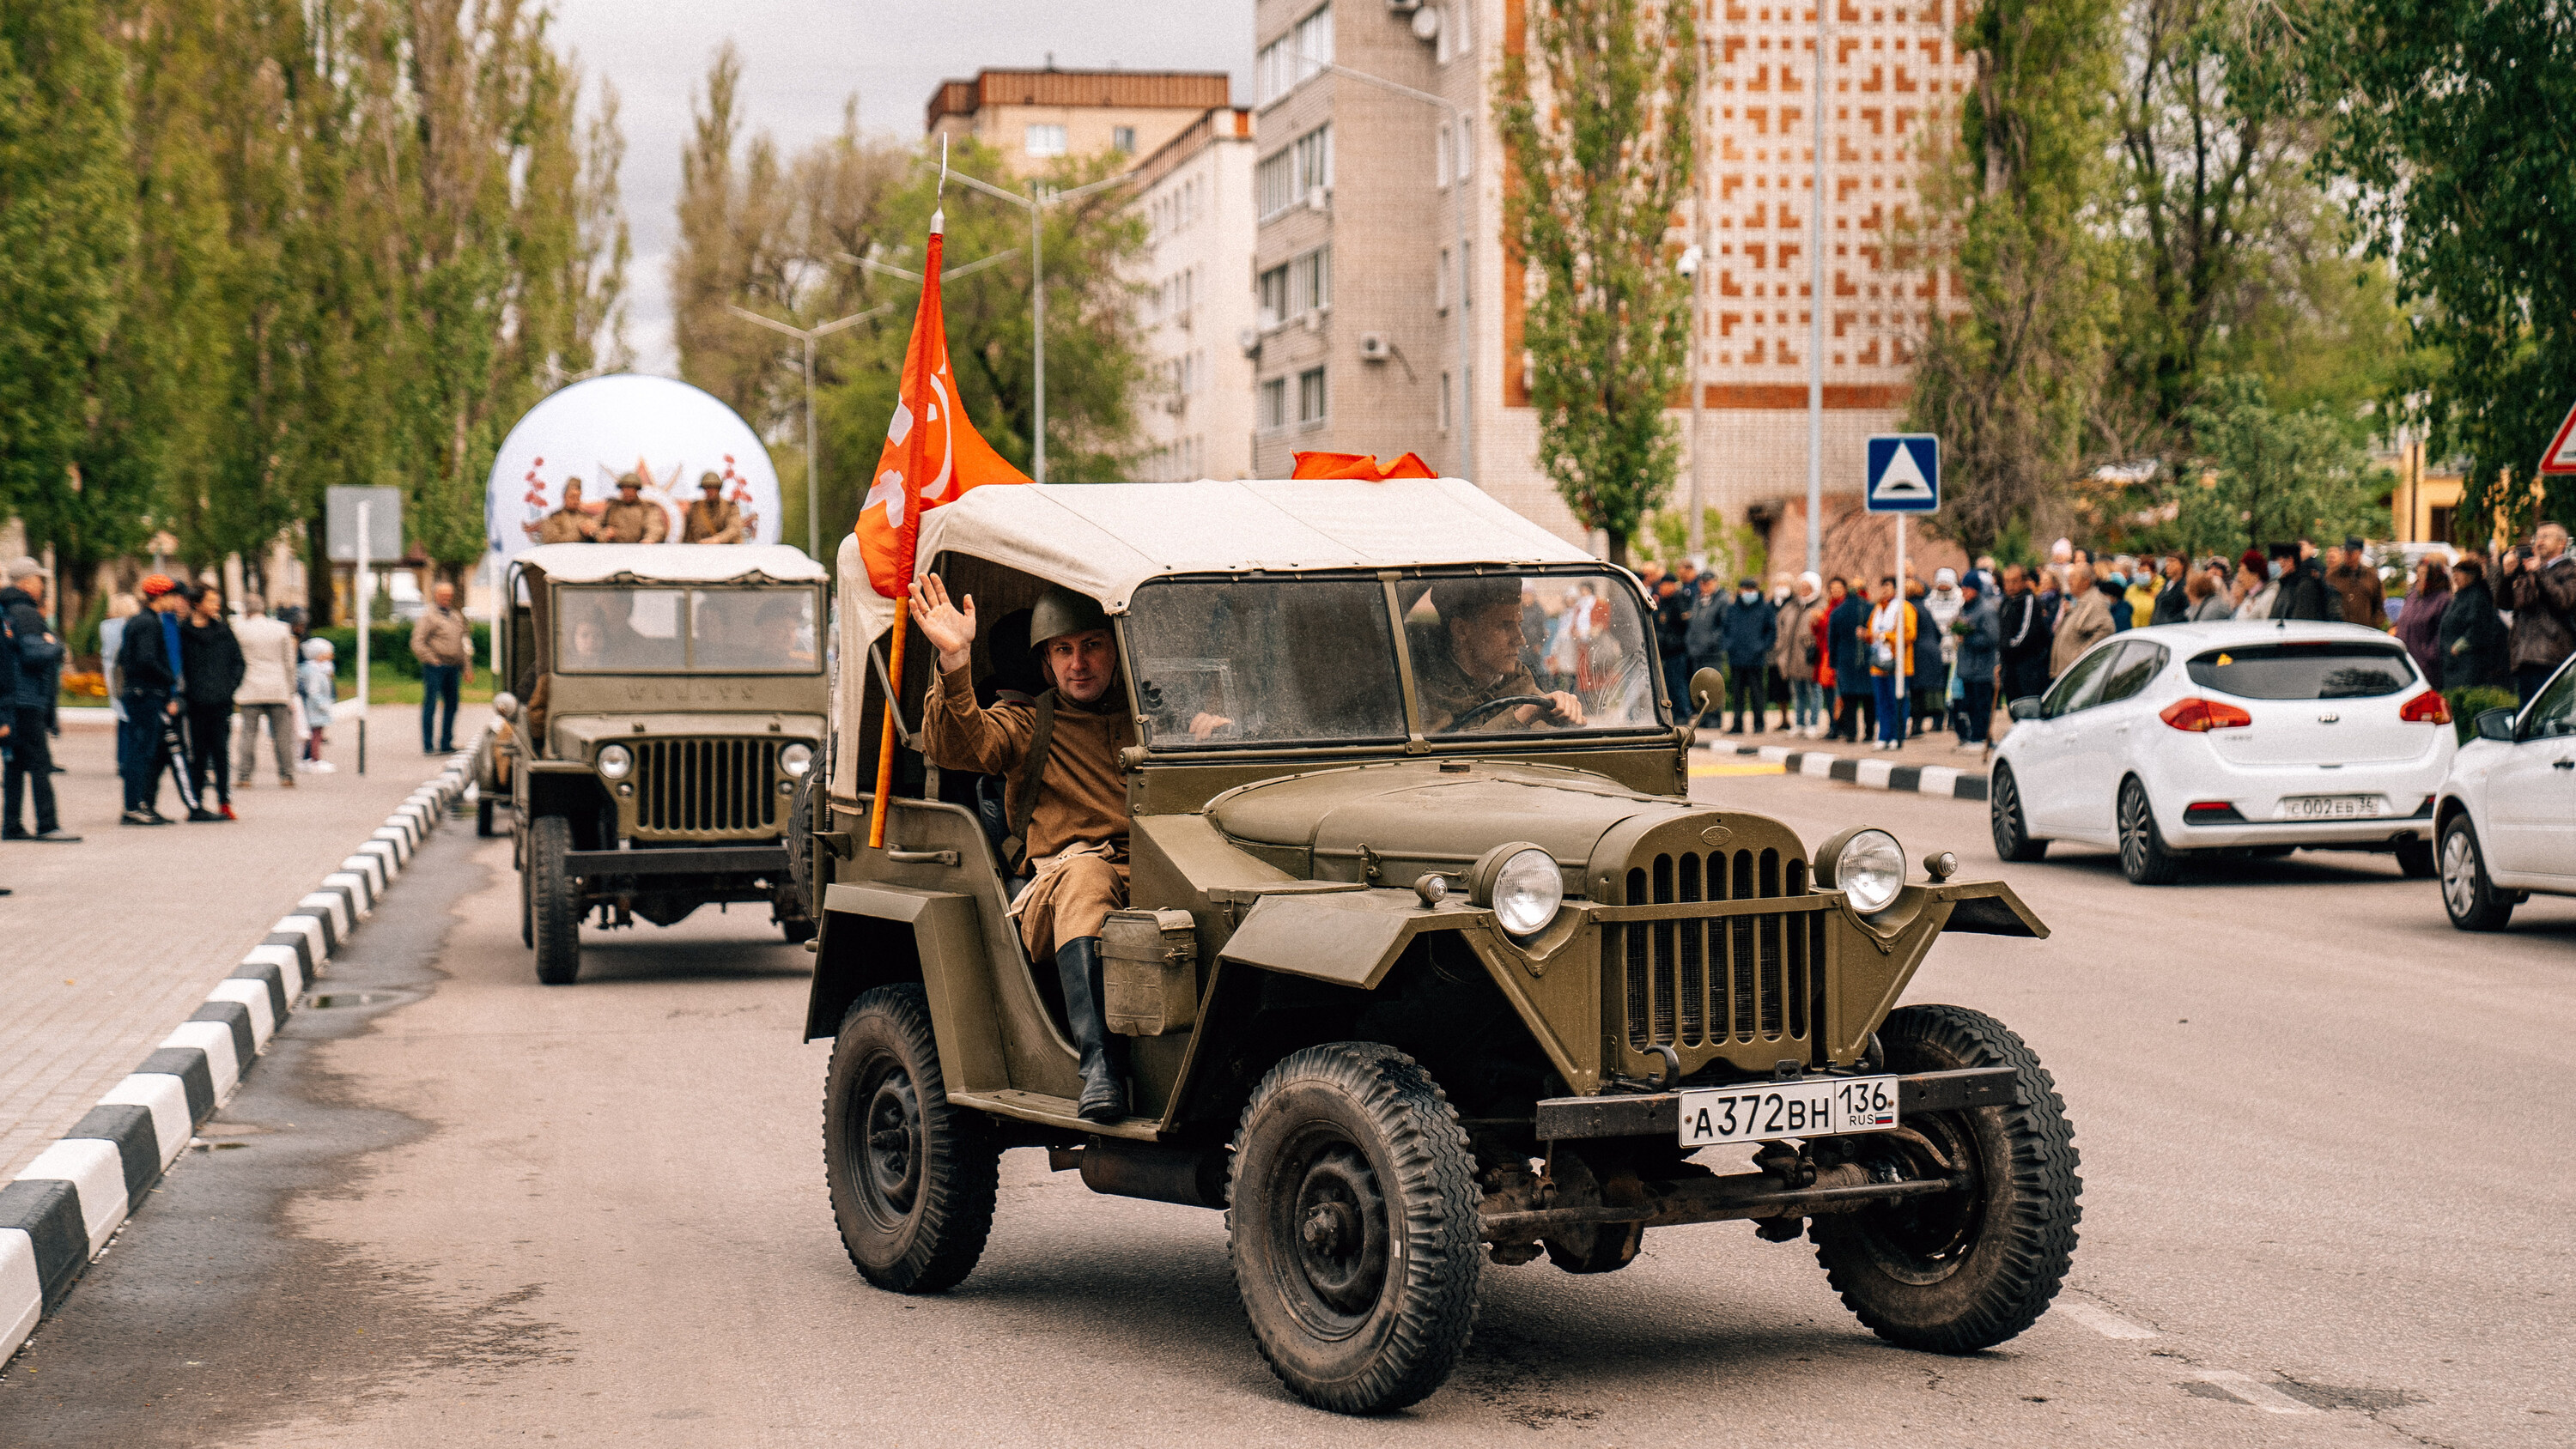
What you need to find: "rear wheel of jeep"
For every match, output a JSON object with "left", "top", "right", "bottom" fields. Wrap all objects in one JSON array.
[
  {"left": 824, "top": 985, "right": 998, "bottom": 1294},
  {"left": 1230, "top": 1044, "right": 1482, "bottom": 1415},
  {"left": 529, "top": 815, "right": 581, "bottom": 985},
  {"left": 1809, "top": 1003, "right": 2081, "bottom": 1354}
]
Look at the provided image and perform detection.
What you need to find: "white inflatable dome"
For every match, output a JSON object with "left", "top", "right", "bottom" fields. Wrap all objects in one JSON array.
[{"left": 485, "top": 373, "right": 783, "bottom": 567}]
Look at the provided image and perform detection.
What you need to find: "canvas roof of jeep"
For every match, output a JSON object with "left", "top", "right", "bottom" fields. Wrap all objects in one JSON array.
[
  {"left": 514, "top": 542, "right": 829, "bottom": 585},
  {"left": 839, "top": 478, "right": 1594, "bottom": 643}
]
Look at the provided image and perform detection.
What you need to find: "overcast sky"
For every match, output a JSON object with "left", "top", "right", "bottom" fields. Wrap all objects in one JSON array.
[{"left": 546, "top": 1, "right": 1257, "bottom": 373}]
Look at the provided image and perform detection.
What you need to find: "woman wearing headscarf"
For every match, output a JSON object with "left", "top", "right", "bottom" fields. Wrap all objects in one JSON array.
[{"left": 2392, "top": 556, "right": 2451, "bottom": 688}]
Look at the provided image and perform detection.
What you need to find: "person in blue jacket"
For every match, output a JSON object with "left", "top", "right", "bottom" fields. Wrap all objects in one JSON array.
[{"left": 1717, "top": 578, "right": 1777, "bottom": 733}]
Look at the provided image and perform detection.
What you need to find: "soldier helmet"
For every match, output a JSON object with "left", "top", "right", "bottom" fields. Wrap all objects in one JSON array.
[
  {"left": 698, "top": 470, "right": 724, "bottom": 490},
  {"left": 616, "top": 472, "right": 642, "bottom": 491},
  {"left": 1028, "top": 585, "right": 1110, "bottom": 651}
]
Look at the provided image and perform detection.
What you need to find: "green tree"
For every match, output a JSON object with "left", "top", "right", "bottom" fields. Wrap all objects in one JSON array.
[
  {"left": 1905, "top": 0, "right": 2121, "bottom": 555},
  {"left": 2172, "top": 373, "right": 2385, "bottom": 557},
  {"left": 1496, "top": 0, "right": 1698, "bottom": 567},
  {"left": 2315, "top": 0, "right": 2576, "bottom": 541},
  {"left": 0, "top": 1, "right": 136, "bottom": 602}
]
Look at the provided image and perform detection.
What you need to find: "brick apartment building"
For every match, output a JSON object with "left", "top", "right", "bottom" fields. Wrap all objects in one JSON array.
[
  {"left": 1249, "top": 0, "right": 1975, "bottom": 569},
  {"left": 926, "top": 67, "right": 1231, "bottom": 175},
  {"left": 1134, "top": 107, "right": 1262, "bottom": 481}
]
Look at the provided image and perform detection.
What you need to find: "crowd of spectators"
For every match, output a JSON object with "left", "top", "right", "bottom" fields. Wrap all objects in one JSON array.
[{"left": 1635, "top": 521, "right": 2576, "bottom": 756}]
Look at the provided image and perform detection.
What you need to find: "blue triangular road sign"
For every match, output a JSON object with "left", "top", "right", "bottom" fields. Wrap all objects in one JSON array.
[{"left": 1866, "top": 435, "right": 1940, "bottom": 513}]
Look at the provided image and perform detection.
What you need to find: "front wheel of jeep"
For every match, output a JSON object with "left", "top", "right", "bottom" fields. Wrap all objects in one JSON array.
[
  {"left": 1229, "top": 1044, "right": 1482, "bottom": 1415},
  {"left": 823, "top": 985, "right": 998, "bottom": 1294},
  {"left": 1809, "top": 1003, "right": 2081, "bottom": 1354}
]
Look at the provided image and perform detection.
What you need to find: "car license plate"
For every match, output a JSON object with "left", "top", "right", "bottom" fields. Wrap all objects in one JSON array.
[
  {"left": 1676, "top": 1076, "right": 1899, "bottom": 1147},
  {"left": 2275, "top": 793, "right": 2390, "bottom": 821}
]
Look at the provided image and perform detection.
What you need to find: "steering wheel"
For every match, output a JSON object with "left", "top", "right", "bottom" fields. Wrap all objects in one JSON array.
[{"left": 1440, "top": 694, "right": 1557, "bottom": 732}]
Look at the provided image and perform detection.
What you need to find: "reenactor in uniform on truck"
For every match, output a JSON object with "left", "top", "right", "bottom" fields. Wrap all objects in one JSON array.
[
  {"left": 533, "top": 478, "right": 598, "bottom": 543},
  {"left": 683, "top": 472, "right": 747, "bottom": 543},
  {"left": 598, "top": 473, "right": 669, "bottom": 543},
  {"left": 910, "top": 574, "right": 1139, "bottom": 1121}
]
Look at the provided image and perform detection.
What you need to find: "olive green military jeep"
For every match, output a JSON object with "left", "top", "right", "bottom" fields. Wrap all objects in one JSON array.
[
  {"left": 799, "top": 481, "right": 2074, "bottom": 1414},
  {"left": 493, "top": 543, "right": 829, "bottom": 985}
]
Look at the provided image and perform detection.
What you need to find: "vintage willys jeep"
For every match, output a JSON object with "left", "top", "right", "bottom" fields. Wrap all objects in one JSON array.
[
  {"left": 493, "top": 543, "right": 829, "bottom": 985},
  {"left": 801, "top": 481, "right": 2074, "bottom": 1414}
]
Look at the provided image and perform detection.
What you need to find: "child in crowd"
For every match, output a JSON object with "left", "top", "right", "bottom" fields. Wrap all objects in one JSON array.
[{"left": 297, "top": 636, "right": 338, "bottom": 773}]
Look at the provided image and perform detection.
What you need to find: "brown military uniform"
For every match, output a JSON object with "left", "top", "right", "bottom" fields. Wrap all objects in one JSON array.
[
  {"left": 1411, "top": 626, "right": 1546, "bottom": 734},
  {"left": 535, "top": 507, "right": 595, "bottom": 544},
  {"left": 683, "top": 498, "right": 745, "bottom": 543},
  {"left": 923, "top": 664, "right": 1138, "bottom": 958},
  {"left": 598, "top": 497, "right": 668, "bottom": 544}
]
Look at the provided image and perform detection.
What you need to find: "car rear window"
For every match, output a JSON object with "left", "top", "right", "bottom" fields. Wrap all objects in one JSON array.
[{"left": 2185, "top": 642, "right": 2416, "bottom": 700}]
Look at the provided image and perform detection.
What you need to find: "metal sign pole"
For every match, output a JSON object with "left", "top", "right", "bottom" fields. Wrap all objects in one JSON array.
[
  {"left": 1894, "top": 512, "right": 1907, "bottom": 740},
  {"left": 355, "top": 500, "right": 369, "bottom": 776}
]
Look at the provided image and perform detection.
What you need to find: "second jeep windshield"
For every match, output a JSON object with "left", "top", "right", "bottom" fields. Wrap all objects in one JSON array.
[
  {"left": 555, "top": 585, "right": 822, "bottom": 673},
  {"left": 1124, "top": 572, "right": 1665, "bottom": 747}
]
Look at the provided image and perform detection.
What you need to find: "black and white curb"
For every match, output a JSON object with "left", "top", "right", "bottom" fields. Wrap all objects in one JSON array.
[
  {"left": 1, "top": 733, "right": 484, "bottom": 1364},
  {"left": 1700, "top": 741, "right": 1990, "bottom": 803}
]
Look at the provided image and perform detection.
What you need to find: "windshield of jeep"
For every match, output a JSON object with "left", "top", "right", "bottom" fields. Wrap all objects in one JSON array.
[
  {"left": 1121, "top": 569, "right": 1666, "bottom": 748},
  {"left": 553, "top": 585, "right": 822, "bottom": 674}
]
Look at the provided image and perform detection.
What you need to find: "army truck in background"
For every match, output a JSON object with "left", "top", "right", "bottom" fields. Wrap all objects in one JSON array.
[
  {"left": 494, "top": 543, "right": 829, "bottom": 984},
  {"left": 793, "top": 480, "right": 2075, "bottom": 1414}
]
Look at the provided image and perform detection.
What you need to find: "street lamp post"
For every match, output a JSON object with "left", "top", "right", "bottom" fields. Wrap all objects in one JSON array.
[
  {"left": 726, "top": 302, "right": 891, "bottom": 558},
  {"left": 1300, "top": 60, "right": 1475, "bottom": 481},
  {"left": 1807, "top": 0, "right": 1829, "bottom": 573},
  {"left": 940, "top": 168, "right": 1138, "bottom": 484}
]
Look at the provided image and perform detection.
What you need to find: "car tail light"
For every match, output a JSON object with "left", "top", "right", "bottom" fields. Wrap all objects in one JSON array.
[
  {"left": 2160, "top": 697, "right": 2254, "bottom": 732},
  {"left": 2184, "top": 800, "right": 2245, "bottom": 824},
  {"left": 2399, "top": 690, "right": 2451, "bottom": 724}
]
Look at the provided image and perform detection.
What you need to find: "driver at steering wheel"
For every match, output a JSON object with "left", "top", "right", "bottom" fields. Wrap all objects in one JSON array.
[{"left": 1414, "top": 578, "right": 1586, "bottom": 733}]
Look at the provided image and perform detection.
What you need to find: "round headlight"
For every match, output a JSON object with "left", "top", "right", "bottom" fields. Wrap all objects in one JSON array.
[
  {"left": 1827, "top": 828, "right": 1906, "bottom": 913},
  {"left": 1473, "top": 844, "right": 1564, "bottom": 937},
  {"left": 596, "top": 743, "right": 633, "bottom": 780},
  {"left": 781, "top": 743, "right": 813, "bottom": 777}
]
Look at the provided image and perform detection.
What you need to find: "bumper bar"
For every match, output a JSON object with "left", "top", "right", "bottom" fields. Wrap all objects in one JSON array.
[
  {"left": 562, "top": 846, "right": 790, "bottom": 877},
  {"left": 1533, "top": 1065, "right": 2018, "bottom": 1142}
]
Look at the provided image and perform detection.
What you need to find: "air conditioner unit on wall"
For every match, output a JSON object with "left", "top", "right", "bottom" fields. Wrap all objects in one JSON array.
[
  {"left": 1237, "top": 326, "right": 1261, "bottom": 357},
  {"left": 1358, "top": 332, "right": 1392, "bottom": 361},
  {"left": 1306, "top": 186, "right": 1330, "bottom": 214},
  {"left": 1302, "top": 308, "right": 1326, "bottom": 333}
]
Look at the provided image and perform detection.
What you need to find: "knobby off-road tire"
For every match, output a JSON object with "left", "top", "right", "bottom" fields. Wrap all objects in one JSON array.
[
  {"left": 2116, "top": 777, "right": 2187, "bottom": 885},
  {"left": 1810, "top": 1003, "right": 2081, "bottom": 1354},
  {"left": 1229, "top": 1044, "right": 1482, "bottom": 1415},
  {"left": 530, "top": 815, "right": 582, "bottom": 985},
  {"left": 2439, "top": 815, "right": 2515, "bottom": 931},
  {"left": 1988, "top": 764, "right": 2047, "bottom": 863},
  {"left": 824, "top": 985, "right": 999, "bottom": 1294}
]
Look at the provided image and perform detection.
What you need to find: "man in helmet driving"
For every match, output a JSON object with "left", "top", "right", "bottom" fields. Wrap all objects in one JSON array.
[
  {"left": 1412, "top": 577, "right": 1586, "bottom": 734},
  {"left": 910, "top": 573, "right": 1139, "bottom": 1122}
]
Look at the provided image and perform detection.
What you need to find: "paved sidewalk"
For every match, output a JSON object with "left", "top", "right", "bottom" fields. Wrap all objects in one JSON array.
[{"left": 0, "top": 705, "right": 488, "bottom": 1179}]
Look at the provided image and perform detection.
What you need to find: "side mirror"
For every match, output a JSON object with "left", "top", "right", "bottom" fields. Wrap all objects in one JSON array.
[
  {"left": 491, "top": 691, "right": 519, "bottom": 721},
  {"left": 2008, "top": 695, "right": 2043, "bottom": 721},
  {"left": 2475, "top": 706, "right": 2518, "bottom": 743},
  {"left": 1688, "top": 666, "right": 1725, "bottom": 720}
]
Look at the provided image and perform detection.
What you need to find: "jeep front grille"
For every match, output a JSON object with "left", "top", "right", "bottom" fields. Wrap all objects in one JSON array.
[
  {"left": 634, "top": 737, "right": 781, "bottom": 839},
  {"left": 1610, "top": 848, "right": 1826, "bottom": 1052}
]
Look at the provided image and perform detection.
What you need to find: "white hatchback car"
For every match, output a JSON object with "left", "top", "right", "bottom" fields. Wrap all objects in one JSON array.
[
  {"left": 2433, "top": 654, "right": 2576, "bottom": 930},
  {"left": 1989, "top": 621, "right": 2456, "bottom": 884}
]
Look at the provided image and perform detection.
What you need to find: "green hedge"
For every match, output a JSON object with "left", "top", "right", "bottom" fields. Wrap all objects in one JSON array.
[
  {"left": 310, "top": 621, "right": 492, "bottom": 680},
  {"left": 2442, "top": 686, "right": 2519, "bottom": 744}
]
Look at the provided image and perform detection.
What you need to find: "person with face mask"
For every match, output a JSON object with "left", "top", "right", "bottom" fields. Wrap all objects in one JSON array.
[
  {"left": 1717, "top": 577, "right": 1777, "bottom": 733},
  {"left": 2268, "top": 541, "right": 2338, "bottom": 621}
]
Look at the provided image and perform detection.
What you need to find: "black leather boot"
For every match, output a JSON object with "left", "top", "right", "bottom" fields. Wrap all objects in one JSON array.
[{"left": 1054, "top": 937, "right": 1128, "bottom": 1122}]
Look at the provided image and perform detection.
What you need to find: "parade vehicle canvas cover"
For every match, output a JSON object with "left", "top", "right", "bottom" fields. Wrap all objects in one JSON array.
[{"left": 797, "top": 479, "right": 2077, "bottom": 1415}]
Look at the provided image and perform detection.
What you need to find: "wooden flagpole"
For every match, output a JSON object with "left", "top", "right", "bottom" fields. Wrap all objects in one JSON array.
[
  {"left": 866, "top": 141, "right": 949, "bottom": 852},
  {"left": 867, "top": 599, "right": 906, "bottom": 849}
]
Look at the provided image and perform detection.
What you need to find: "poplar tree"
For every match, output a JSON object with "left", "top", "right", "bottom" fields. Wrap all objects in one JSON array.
[{"left": 1496, "top": 0, "right": 1699, "bottom": 567}]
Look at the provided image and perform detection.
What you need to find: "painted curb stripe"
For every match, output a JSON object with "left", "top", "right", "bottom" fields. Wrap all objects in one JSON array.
[
  {"left": 241, "top": 943, "right": 306, "bottom": 993},
  {"left": 188, "top": 1000, "right": 258, "bottom": 1069},
  {"left": 204, "top": 980, "right": 278, "bottom": 1048},
  {"left": 338, "top": 854, "right": 387, "bottom": 895},
  {"left": 63, "top": 1105, "right": 160, "bottom": 1203},
  {"left": 160, "top": 1022, "right": 240, "bottom": 1099},
  {"left": 222, "top": 963, "right": 290, "bottom": 1027},
  {"left": 324, "top": 871, "right": 374, "bottom": 914},
  {"left": 15, "top": 1140, "right": 127, "bottom": 1256},
  {"left": 98, "top": 1076, "right": 191, "bottom": 1170},
  {"left": 1704, "top": 745, "right": 1992, "bottom": 803},
  {"left": 0, "top": 1181, "right": 83, "bottom": 1309},
  {"left": 295, "top": 892, "right": 352, "bottom": 942},
  {"left": 3, "top": 1230, "right": 40, "bottom": 1360},
  {"left": 133, "top": 1050, "right": 215, "bottom": 1125},
  {"left": 269, "top": 916, "right": 325, "bottom": 967}
]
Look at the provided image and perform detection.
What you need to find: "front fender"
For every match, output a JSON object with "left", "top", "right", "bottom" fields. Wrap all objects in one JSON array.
[{"left": 806, "top": 884, "right": 1008, "bottom": 1100}]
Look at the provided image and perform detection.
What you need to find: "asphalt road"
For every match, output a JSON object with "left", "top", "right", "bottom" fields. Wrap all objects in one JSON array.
[{"left": 3, "top": 767, "right": 2568, "bottom": 1447}]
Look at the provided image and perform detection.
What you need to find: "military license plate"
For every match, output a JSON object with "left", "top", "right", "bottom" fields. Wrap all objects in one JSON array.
[
  {"left": 1676, "top": 1076, "right": 1899, "bottom": 1148},
  {"left": 2274, "top": 793, "right": 2390, "bottom": 821}
]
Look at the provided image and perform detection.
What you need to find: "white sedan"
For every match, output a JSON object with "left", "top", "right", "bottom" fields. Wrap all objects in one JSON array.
[
  {"left": 1988, "top": 621, "right": 2457, "bottom": 884},
  {"left": 2433, "top": 654, "right": 2576, "bottom": 930}
]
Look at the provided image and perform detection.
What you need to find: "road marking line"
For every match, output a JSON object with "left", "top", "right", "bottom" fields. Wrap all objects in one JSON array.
[
  {"left": 1689, "top": 762, "right": 1787, "bottom": 777},
  {"left": 2057, "top": 1300, "right": 2157, "bottom": 1338},
  {"left": 2190, "top": 1371, "right": 2319, "bottom": 1415}
]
